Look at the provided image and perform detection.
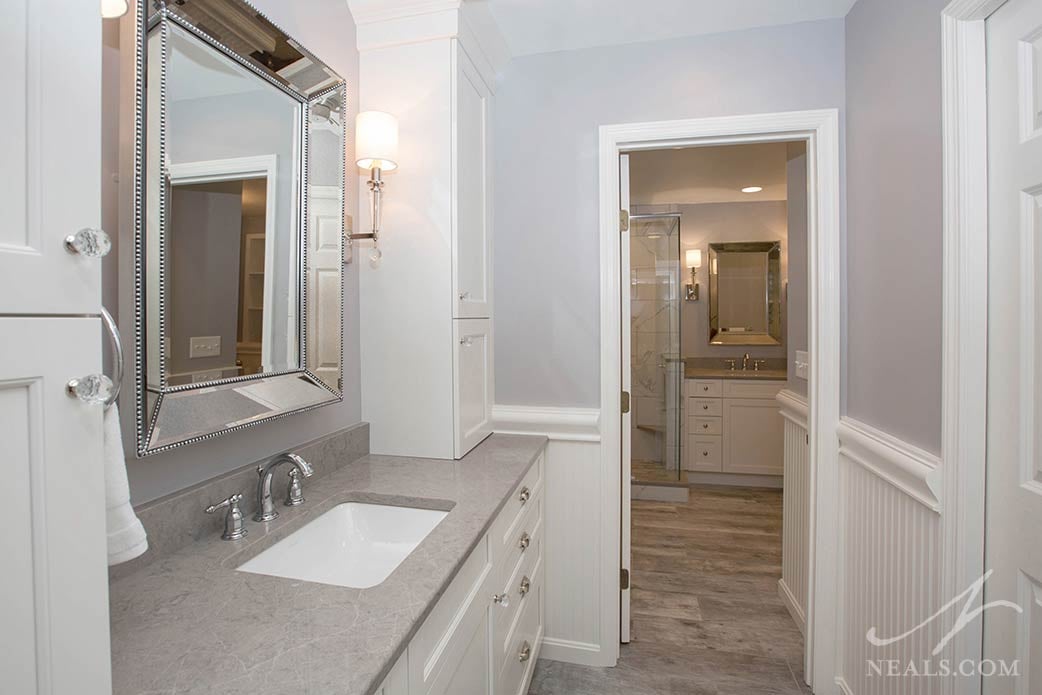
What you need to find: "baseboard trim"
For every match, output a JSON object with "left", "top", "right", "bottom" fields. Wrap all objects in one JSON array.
[
  {"left": 539, "top": 638, "right": 608, "bottom": 667},
  {"left": 687, "top": 472, "right": 783, "bottom": 489},
  {"left": 492, "top": 404, "right": 601, "bottom": 442},
  {"left": 778, "top": 578, "right": 806, "bottom": 636},
  {"left": 837, "top": 417, "right": 942, "bottom": 512},
  {"left": 632, "top": 483, "right": 689, "bottom": 502}
]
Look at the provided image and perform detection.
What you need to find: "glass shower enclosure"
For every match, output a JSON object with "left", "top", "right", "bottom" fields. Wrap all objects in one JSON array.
[{"left": 628, "top": 213, "right": 683, "bottom": 483}]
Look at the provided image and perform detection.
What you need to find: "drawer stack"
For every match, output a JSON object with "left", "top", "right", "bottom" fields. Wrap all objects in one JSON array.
[
  {"left": 683, "top": 379, "right": 786, "bottom": 476},
  {"left": 686, "top": 380, "right": 723, "bottom": 472}
]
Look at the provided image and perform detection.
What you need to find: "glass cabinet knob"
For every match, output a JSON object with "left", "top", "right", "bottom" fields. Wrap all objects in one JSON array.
[
  {"left": 64, "top": 228, "right": 112, "bottom": 258},
  {"left": 66, "top": 374, "right": 115, "bottom": 405}
]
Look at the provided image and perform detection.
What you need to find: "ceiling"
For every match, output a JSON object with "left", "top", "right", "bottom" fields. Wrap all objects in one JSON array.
[
  {"left": 484, "top": 0, "right": 857, "bottom": 57},
  {"left": 628, "top": 142, "right": 794, "bottom": 205}
]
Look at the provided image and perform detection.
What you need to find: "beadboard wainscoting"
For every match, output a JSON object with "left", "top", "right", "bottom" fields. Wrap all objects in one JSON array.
[
  {"left": 492, "top": 406, "right": 611, "bottom": 666},
  {"left": 777, "top": 390, "right": 809, "bottom": 636},
  {"left": 836, "top": 417, "right": 943, "bottom": 695}
]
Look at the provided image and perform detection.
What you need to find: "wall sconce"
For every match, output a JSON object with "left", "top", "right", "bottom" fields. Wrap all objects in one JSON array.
[
  {"left": 685, "top": 248, "right": 702, "bottom": 301},
  {"left": 351, "top": 111, "right": 399, "bottom": 264},
  {"left": 100, "top": 0, "right": 129, "bottom": 18}
]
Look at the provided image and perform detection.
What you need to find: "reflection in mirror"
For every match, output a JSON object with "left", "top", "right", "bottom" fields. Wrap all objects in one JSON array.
[
  {"left": 136, "top": 0, "right": 344, "bottom": 456},
  {"left": 708, "top": 241, "right": 783, "bottom": 346}
]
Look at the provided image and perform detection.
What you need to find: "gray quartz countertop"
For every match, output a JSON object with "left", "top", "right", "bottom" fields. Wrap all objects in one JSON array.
[
  {"left": 108, "top": 434, "right": 547, "bottom": 695},
  {"left": 685, "top": 366, "right": 788, "bottom": 380}
]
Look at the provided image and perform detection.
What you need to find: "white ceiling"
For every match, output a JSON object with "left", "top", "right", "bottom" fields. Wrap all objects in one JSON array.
[
  {"left": 484, "top": 0, "right": 856, "bottom": 57},
  {"left": 628, "top": 142, "right": 792, "bottom": 205}
]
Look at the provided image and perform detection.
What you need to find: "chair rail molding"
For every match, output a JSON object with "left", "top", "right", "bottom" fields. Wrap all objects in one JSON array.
[
  {"left": 492, "top": 404, "right": 601, "bottom": 442},
  {"left": 939, "top": 1, "right": 1002, "bottom": 693},
  {"left": 599, "top": 108, "right": 841, "bottom": 688}
]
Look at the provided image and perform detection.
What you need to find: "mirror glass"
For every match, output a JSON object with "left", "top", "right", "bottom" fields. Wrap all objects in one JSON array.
[
  {"left": 708, "top": 241, "right": 783, "bottom": 346},
  {"left": 136, "top": 0, "right": 344, "bottom": 456}
]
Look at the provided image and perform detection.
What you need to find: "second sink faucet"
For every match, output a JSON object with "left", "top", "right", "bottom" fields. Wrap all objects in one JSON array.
[
  {"left": 742, "top": 352, "right": 752, "bottom": 371},
  {"left": 255, "top": 452, "right": 314, "bottom": 522}
]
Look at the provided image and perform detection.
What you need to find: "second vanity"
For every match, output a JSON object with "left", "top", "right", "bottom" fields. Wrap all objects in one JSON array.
[
  {"left": 684, "top": 363, "right": 787, "bottom": 476},
  {"left": 109, "top": 434, "right": 547, "bottom": 695}
]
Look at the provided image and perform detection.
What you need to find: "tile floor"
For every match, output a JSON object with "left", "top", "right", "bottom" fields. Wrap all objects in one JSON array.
[{"left": 528, "top": 486, "right": 811, "bottom": 694}]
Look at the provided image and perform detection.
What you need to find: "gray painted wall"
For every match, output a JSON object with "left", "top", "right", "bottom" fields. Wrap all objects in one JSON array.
[
  {"left": 845, "top": 0, "right": 945, "bottom": 453},
  {"left": 786, "top": 142, "right": 808, "bottom": 396},
  {"left": 493, "top": 19, "right": 845, "bottom": 407},
  {"left": 105, "top": 0, "right": 363, "bottom": 504}
]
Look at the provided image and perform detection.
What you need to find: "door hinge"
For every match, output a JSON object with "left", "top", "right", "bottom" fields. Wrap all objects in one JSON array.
[
  {"left": 619, "top": 209, "right": 629, "bottom": 232},
  {"left": 620, "top": 568, "right": 630, "bottom": 590},
  {"left": 621, "top": 390, "right": 630, "bottom": 414}
]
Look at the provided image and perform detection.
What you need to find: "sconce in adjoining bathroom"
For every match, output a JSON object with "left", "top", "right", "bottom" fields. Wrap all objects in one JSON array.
[
  {"left": 685, "top": 248, "right": 702, "bottom": 301},
  {"left": 350, "top": 111, "right": 399, "bottom": 265}
]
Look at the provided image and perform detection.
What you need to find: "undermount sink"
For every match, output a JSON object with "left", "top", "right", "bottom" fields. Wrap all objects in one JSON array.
[{"left": 237, "top": 502, "right": 449, "bottom": 588}]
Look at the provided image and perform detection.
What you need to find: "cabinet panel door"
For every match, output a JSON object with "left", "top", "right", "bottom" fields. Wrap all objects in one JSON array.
[
  {"left": 438, "top": 608, "right": 491, "bottom": 695},
  {"left": 722, "top": 398, "right": 784, "bottom": 475},
  {"left": 0, "top": 0, "right": 102, "bottom": 315},
  {"left": 0, "top": 317, "right": 110, "bottom": 693},
  {"left": 454, "top": 318, "right": 492, "bottom": 458},
  {"left": 452, "top": 43, "right": 491, "bottom": 319}
]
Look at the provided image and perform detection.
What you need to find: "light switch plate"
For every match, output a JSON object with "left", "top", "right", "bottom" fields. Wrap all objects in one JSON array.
[
  {"left": 795, "top": 350, "right": 809, "bottom": 380},
  {"left": 189, "top": 335, "right": 221, "bottom": 359}
]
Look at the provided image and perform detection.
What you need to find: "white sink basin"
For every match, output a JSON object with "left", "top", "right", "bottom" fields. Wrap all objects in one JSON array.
[{"left": 237, "top": 502, "right": 449, "bottom": 588}]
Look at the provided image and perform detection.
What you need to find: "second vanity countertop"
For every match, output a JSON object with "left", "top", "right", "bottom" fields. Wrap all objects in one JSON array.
[
  {"left": 685, "top": 366, "right": 788, "bottom": 380},
  {"left": 108, "top": 434, "right": 547, "bottom": 695}
]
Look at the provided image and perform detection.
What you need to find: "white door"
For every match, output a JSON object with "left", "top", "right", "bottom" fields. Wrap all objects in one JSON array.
[
  {"left": 0, "top": 319, "right": 111, "bottom": 694},
  {"left": 0, "top": 0, "right": 105, "bottom": 315},
  {"left": 453, "top": 318, "right": 493, "bottom": 458},
  {"left": 307, "top": 186, "right": 344, "bottom": 391},
  {"left": 985, "top": 0, "right": 1042, "bottom": 689},
  {"left": 619, "top": 154, "right": 632, "bottom": 643}
]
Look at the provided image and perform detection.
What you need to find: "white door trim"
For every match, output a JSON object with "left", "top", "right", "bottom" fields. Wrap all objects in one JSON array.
[
  {"left": 598, "top": 109, "right": 841, "bottom": 688},
  {"left": 940, "top": 2, "right": 1003, "bottom": 693}
]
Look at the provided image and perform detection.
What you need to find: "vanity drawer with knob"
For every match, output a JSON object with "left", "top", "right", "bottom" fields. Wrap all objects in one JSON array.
[
  {"left": 689, "top": 416, "right": 722, "bottom": 436},
  {"left": 688, "top": 397, "right": 722, "bottom": 417},
  {"left": 687, "top": 436, "right": 722, "bottom": 472},
  {"left": 686, "top": 379, "right": 722, "bottom": 398},
  {"left": 490, "top": 454, "right": 543, "bottom": 569}
]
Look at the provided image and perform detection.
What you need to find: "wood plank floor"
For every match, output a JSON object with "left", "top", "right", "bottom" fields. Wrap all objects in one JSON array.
[{"left": 528, "top": 486, "right": 811, "bottom": 695}]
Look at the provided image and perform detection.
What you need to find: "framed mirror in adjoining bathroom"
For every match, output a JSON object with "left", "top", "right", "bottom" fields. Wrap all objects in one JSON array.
[
  {"left": 707, "top": 240, "right": 784, "bottom": 346},
  {"left": 134, "top": 0, "right": 347, "bottom": 456}
]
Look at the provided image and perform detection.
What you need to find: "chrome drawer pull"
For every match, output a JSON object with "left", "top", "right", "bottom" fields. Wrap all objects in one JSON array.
[
  {"left": 492, "top": 592, "right": 510, "bottom": 608},
  {"left": 519, "top": 641, "right": 532, "bottom": 663},
  {"left": 703, "top": 385, "right": 709, "bottom": 391},
  {"left": 703, "top": 404, "right": 709, "bottom": 410},
  {"left": 519, "top": 575, "right": 531, "bottom": 597},
  {"left": 703, "top": 451, "right": 709, "bottom": 457},
  {"left": 703, "top": 423, "right": 710, "bottom": 429},
  {"left": 518, "top": 532, "right": 531, "bottom": 551},
  {"left": 519, "top": 486, "right": 531, "bottom": 504}
]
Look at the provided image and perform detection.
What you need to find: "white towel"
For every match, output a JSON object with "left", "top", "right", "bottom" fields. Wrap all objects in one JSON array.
[{"left": 104, "top": 405, "right": 148, "bottom": 565}]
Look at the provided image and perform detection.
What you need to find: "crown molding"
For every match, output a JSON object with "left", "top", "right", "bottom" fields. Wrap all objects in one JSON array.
[{"left": 347, "top": 0, "right": 462, "bottom": 26}]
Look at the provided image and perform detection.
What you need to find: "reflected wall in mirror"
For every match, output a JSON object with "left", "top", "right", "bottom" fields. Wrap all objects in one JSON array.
[
  {"left": 708, "top": 241, "right": 783, "bottom": 346},
  {"left": 135, "top": 0, "right": 345, "bottom": 456}
]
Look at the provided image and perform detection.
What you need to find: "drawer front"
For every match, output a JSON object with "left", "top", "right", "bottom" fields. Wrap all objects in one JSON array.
[
  {"left": 490, "top": 455, "right": 544, "bottom": 569},
  {"left": 409, "top": 535, "right": 493, "bottom": 694},
  {"left": 686, "top": 379, "right": 722, "bottom": 398},
  {"left": 688, "top": 397, "right": 722, "bottom": 417},
  {"left": 496, "top": 576, "right": 543, "bottom": 695},
  {"left": 689, "top": 416, "right": 722, "bottom": 436},
  {"left": 721, "top": 379, "right": 786, "bottom": 399},
  {"left": 493, "top": 512, "right": 543, "bottom": 667},
  {"left": 686, "top": 436, "right": 722, "bottom": 472},
  {"left": 495, "top": 491, "right": 542, "bottom": 588}
]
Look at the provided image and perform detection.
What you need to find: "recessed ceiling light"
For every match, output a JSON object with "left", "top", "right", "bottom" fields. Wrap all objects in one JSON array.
[{"left": 741, "top": 186, "right": 763, "bottom": 193}]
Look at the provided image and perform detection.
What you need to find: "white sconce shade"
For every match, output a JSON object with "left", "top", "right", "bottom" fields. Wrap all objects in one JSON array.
[
  {"left": 685, "top": 248, "right": 702, "bottom": 269},
  {"left": 100, "top": 0, "right": 129, "bottom": 18},
  {"left": 355, "top": 111, "right": 399, "bottom": 171}
]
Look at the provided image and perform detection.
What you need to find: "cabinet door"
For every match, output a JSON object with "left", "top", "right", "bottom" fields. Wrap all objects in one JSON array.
[
  {"left": 452, "top": 43, "right": 492, "bottom": 319},
  {"left": 0, "top": 0, "right": 103, "bottom": 315},
  {"left": 454, "top": 318, "right": 492, "bottom": 458},
  {"left": 722, "top": 398, "right": 784, "bottom": 475},
  {"left": 437, "top": 607, "right": 491, "bottom": 695},
  {"left": 0, "top": 318, "right": 110, "bottom": 693}
]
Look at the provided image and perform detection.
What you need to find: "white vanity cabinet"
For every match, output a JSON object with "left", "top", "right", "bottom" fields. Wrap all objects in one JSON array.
[
  {"left": 357, "top": 10, "right": 497, "bottom": 460},
  {"left": 684, "top": 379, "right": 785, "bottom": 476},
  {"left": 375, "top": 453, "right": 545, "bottom": 695}
]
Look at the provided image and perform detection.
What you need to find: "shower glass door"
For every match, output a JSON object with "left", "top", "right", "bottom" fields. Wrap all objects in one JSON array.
[{"left": 629, "top": 213, "right": 683, "bottom": 483}]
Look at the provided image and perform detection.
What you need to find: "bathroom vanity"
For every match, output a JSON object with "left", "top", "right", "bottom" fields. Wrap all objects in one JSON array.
[
  {"left": 684, "top": 372, "right": 786, "bottom": 476},
  {"left": 108, "top": 434, "right": 546, "bottom": 695}
]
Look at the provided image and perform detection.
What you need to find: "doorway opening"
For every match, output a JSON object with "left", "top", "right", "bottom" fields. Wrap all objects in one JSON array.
[{"left": 599, "top": 110, "right": 842, "bottom": 692}]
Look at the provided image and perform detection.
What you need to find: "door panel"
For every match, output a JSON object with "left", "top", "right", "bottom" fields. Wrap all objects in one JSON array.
[
  {"left": 0, "top": 0, "right": 103, "bottom": 314},
  {"left": 453, "top": 318, "right": 492, "bottom": 458},
  {"left": 619, "top": 154, "right": 631, "bottom": 643},
  {"left": 0, "top": 318, "right": 110, "bottom": 693},
  {"left": 985, "top": 0, "right": 1042, "bottom": 690},
  {"left": 722, "top": 399, "right": 784, "bottom": 475}
]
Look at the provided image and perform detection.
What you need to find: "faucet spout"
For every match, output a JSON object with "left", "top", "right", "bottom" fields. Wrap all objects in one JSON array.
[{"left": 254, "top": 453, "right": 313, "bottom": 522}]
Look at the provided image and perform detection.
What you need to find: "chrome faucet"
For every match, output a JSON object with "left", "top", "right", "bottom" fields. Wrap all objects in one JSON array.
[
  {"left": 255, "top": 453, "right": 314, "bottom": 522},
  {"left": 741, "top": 353, "right": 752, "bottom": 371}
]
